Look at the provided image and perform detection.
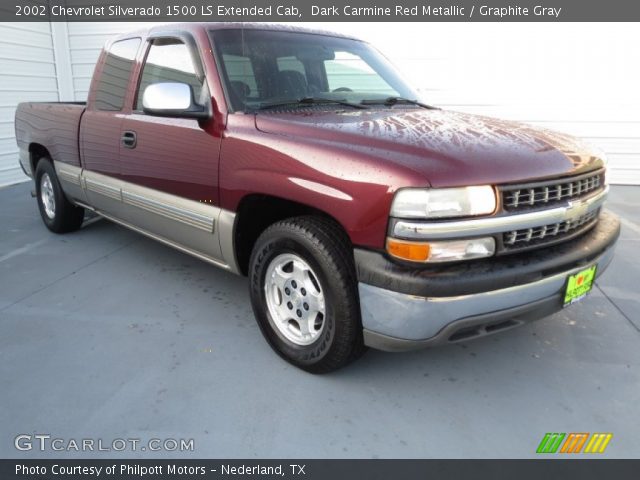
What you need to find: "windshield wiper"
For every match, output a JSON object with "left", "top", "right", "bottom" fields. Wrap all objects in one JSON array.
[
  {"left": 255, "top": 97, "right": 368, "bottom": 111},
  {"left": 360, "top": 97, "right": 438, "bottom": 110}
]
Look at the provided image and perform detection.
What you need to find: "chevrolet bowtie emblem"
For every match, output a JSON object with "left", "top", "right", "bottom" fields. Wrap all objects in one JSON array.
[{"left": 564, "top": 199, "right": 589, "bottom": 221}]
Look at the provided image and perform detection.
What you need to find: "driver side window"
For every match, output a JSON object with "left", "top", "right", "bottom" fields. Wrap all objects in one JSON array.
[
  {"left": 135, "top": 39, "right": 202, "bottom": 111},
  {"left": 275, "top": 56, "right": 309, "bottom": 98},
  {"left": 325, "top": 51, "right": 395, "bottom": 95}
]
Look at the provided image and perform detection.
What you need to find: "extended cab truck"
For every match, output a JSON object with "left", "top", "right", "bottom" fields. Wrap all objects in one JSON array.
[{"left": 16, "top": 23, "right": 620, "bottom": 373}]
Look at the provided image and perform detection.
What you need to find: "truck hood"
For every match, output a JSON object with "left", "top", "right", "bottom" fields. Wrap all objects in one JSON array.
[{"left": 254, "top": 108, "right": 603, "bottom": 187}]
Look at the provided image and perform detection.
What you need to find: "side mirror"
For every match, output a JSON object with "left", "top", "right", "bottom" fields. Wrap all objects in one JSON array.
[{"left": 142, "top": 82, "right": 211, "bottom": 119}]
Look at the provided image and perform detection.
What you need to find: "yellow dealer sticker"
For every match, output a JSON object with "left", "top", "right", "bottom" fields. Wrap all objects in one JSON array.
[{"left": 563, "top": 265, "right": 597, "bottom": 307}]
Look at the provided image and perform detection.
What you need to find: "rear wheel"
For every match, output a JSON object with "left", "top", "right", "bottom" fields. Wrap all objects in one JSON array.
[
  {"left": 249, "top": 216, "right": 366, "bottom": 373},
  {"left": 35, "top": 158, "right": 84, "bottom": 233}
]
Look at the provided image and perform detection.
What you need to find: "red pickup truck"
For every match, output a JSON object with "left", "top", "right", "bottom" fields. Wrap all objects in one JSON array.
[{"left": 15, "top": 23, "right": 620, "bottom": 372}]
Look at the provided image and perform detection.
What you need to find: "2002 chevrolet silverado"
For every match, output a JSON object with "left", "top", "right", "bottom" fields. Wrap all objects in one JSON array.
[{"left": 15, "top": 23, "right": 620, "bottom": 372}]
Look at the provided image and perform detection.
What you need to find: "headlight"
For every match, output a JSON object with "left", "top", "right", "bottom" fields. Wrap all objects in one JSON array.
[
  {"left": 391, "top": 186, "right": 497, "bottom": 219},
  {"left": 590, "top": 144, "right": 610, "bottom": 185},
  {"left": 601, "top": 156, "right": 610, "bottom": 186}
]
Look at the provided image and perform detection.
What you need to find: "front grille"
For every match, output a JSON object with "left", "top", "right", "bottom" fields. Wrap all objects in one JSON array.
[
  {"left": 502, "top": 209, "right": 599, "bottom": 250},
  {"left": 501, "top": 170, "right": 603, "bottom": 212}
]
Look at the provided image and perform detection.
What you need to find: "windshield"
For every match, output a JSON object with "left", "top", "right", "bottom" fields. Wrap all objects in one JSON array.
[{"left": 209, "top": 28, "right": 422, "bottom": 111}]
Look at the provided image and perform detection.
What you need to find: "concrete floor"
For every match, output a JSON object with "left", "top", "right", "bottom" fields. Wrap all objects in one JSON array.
[{"left": 1, "top": 182, "right": 638, "bottom": 459}]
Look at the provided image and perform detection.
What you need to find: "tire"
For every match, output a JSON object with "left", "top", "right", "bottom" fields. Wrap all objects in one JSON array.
[
  {"left": 249, "top": 216, "right": 366, "bottom": 373},
  {"left": 35, "top": 158, "right": 84, "bottom": 233}
]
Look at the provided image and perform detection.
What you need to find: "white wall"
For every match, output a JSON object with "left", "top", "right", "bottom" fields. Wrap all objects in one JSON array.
[
  {"left": 0, "top": 22, "right": 58, "bottom": 186},
  {"left": 1, "top": 22, "right": 638, "bottom": 186}
]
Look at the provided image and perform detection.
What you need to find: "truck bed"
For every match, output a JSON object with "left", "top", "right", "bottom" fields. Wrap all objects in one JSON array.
[{"left": 15, "top": 102, "right": 86, "bottom": 177}]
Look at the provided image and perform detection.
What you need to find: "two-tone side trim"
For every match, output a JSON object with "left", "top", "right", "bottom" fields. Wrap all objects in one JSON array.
[
  {"left": 75, "top": 203, "right": 232, "bottom": 271},
  {"left": 122, "top": 190, "right": 214, "bottom": 233},
  {"left": 85, "top": 176, "right": 121, "bottom": 201},
  {"left": 56, "top": 163, "right": 82, "bottom": 186},
  {"left": 53, "top": 160, "right": 240, "bottom": 274}
]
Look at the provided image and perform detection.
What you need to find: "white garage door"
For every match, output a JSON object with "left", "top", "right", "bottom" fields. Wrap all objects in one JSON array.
[{"left": 0, "top": 23, "right": 59, "bottom": 186}]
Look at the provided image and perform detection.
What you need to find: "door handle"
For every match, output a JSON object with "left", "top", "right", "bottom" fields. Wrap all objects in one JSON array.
[{"left": 121, "top": 131, "right": 137, "bottom": 149}]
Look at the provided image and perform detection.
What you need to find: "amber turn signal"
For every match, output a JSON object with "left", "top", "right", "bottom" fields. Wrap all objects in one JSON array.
[
  {"left": 387, "top": 237, "right": 496, "bottom": 263},
  {"left": 386, "top": 239, "right": 431, "bottom": 262}
]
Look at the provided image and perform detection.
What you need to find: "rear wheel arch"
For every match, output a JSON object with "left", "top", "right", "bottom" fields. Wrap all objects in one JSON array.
[
  {"left": 232, "top": 194, "right": 353, "bottom": 276},
  {"left": 28, "top": 143, "right": 51, "bottom": 176}
]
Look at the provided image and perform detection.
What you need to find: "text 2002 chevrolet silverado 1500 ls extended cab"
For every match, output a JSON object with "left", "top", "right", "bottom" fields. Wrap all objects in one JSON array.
[{"left": 16, "top": 23, "right": 620, "bottom": 372}]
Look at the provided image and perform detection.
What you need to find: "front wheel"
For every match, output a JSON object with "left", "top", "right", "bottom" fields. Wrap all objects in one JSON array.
[{"left": 249, "top": 216, "right": 366, "bottom": 373}]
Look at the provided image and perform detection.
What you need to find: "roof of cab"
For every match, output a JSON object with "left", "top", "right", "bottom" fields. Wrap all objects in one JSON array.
[{"left": 109, "top": 22, "right": 361, "bottom": 45}]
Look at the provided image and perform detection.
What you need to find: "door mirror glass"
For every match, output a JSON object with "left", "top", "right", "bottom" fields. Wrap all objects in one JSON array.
[
  {"left": 142, "top": 82, "right": 210, "bottom": 119},
  {"left": 143, "top": 82, "right": 190, "bottom": 110}
]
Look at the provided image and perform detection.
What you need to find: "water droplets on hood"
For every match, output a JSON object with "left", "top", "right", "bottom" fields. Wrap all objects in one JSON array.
[
  {"left": 258, "top": 108, "right": 596, "bottom": 170},
  {"left": 356, "top": 110, "right": 594, "bottom": 168}
]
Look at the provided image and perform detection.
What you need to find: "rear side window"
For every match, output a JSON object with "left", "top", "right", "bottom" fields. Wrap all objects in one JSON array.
[
  {"left": 94, "top": 38, "right": 140, "bottom": 111},
  {"left": 135, "top": 39, "right": 203, "bottom": 111}
]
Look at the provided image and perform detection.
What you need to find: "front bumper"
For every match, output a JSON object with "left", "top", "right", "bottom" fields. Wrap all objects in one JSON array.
[{"left": 356, "top": 210, "right": 621, "bottom": 351}]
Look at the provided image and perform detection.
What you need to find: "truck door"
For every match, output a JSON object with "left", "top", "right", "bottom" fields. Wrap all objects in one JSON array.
[
  {"left": 117, "top": 35, "right": 224, "bottom": 263},
  {"left": 80, "top": 37, "right": 140, "bottom": 216}
]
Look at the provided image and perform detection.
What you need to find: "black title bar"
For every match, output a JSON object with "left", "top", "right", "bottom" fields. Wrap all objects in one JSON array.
[{"left": 3, "top": 0, "right": 640, "bottom": 22}]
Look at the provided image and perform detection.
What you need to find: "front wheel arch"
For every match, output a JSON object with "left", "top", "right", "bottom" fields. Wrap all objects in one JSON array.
[{"left": 233, "top": 194, "right": 353, "bottom": 276}]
